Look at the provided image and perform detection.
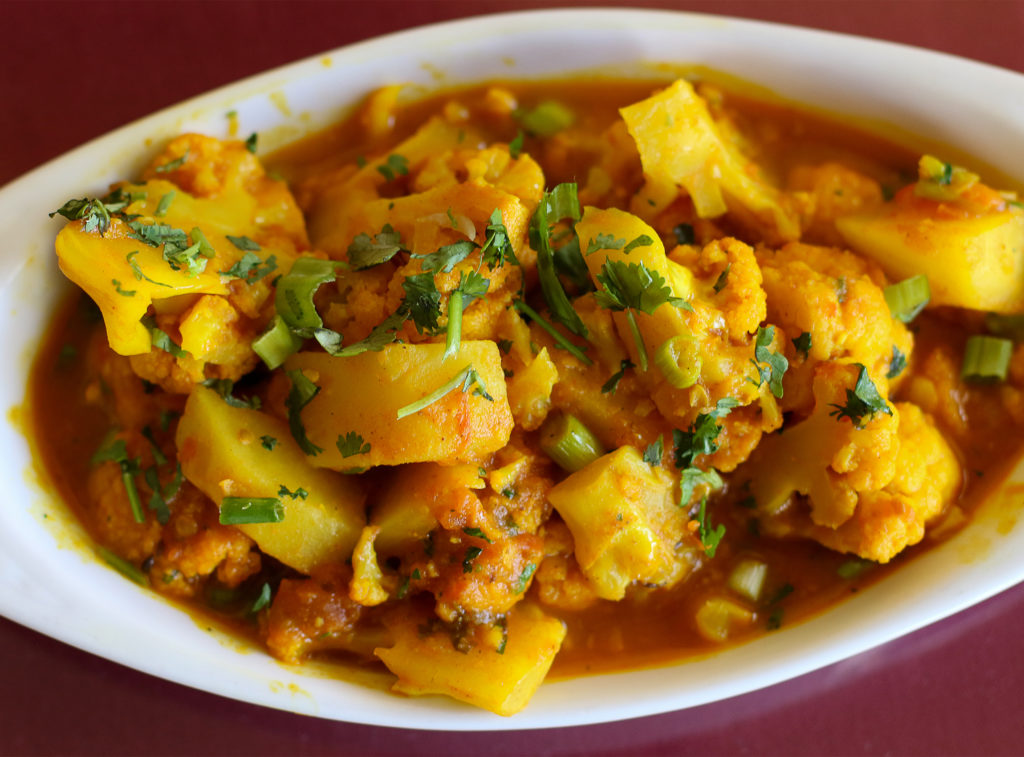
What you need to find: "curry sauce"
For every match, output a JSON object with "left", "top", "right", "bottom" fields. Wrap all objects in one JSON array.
[{"left": 32, "top": 76, "right": 1024, "bottom": 714}]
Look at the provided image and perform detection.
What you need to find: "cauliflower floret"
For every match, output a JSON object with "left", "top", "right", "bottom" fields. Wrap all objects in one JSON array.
[
  {"left": 787, "top": 162, "right": 885, "bottom": 246},
  {"left": 741, "top": 363, "right": 959, "bottom": 562},
  {"left": 757, "top": 241, "right": 913, "bottom": 415}
]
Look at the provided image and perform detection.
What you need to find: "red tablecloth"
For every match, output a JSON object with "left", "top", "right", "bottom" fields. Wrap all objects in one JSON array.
[{"left": 4, "top": 2, "right": 1024, "bottom": 755}]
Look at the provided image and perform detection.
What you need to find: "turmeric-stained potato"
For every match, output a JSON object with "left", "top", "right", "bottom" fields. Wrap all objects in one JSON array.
[
  {"left": 374, "top": 602, "right": 565, "bottom": 716},
  {"left": 284, "top": 341, "right": 512, "bottom": 470},
  {"left": 836, "top": 192, "right": 1024, "bottom": 313},
  {"left": 546, "top": 445, "right": 694, "bottom": 600},
  {"left": 176, "top": 386, "right": 366, "bottom": 573}
]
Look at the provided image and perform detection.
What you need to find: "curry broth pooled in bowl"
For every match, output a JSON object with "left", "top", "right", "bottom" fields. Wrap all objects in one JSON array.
[{"left": 34, "top": 75, "right": 1024, "bottom": 716}]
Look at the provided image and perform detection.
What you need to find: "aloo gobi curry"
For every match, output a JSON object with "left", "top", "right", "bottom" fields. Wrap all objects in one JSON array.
[{"left": 34, "top": 76, "right": 1024, "bottom": 715}]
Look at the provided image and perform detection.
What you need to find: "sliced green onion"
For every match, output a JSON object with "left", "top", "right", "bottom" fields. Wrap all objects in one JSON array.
[
  {"left": 252, "top": 315, "right": 304, "bottom": 369},
  {"left": 443, "top": 289, "right": 463, "bottom": 361},
  {"left": 654, "top": 334, "right": 702, "bottom": 388},
  {"left": 727, "top": 559, "right": 768, "bottom": 602},
  {"left": 539, "top": 413, "right": 605, "bottom": 472},
  {"left": 518, "top": 101, "right": 575, "bottom": 137},
  {"left": 220, "top": 497, "right": 285, "bottom": 525},
  {"left": 274, "top": 257, "right": 338, "bottom": 331},
  {"left": 961, "top": 335, "right": 1012, "bottom": 382},
  {"left": 98, "top": 547, "right": 148, "bottom": 586},
  {"left": 883, "top": 274, "right": 930, "bottom": 323}
]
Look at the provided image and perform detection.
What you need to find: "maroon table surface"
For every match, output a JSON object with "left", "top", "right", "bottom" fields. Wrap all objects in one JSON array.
[{"left": 4, "top": 2, "right": 1024, "bottom": 755}]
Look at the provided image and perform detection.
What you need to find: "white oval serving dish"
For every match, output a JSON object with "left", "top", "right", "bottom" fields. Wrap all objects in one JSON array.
[{"left": 2, "top": 8, "right": 1023, "bottom": 731}]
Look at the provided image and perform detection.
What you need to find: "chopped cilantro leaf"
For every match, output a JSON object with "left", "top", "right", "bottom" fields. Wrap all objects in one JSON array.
[
  {"left": 402, "top": 273, "right": 443, "bottom": 335},
  {"left": 673, "top": 398, "right": 738, "bottom": 468},
  {"left": 396, "top": 364, "right": 492, "bottom": 419},
  {"left": 672, "top": 223, "right": 695, "bottom": 245},
  {"left": 511, "top": 300, "right": 592, "bottom": 365},
  {"left": 285, "top": 369, "right": 323, "bottom": 455},
  {"left": 225, "top": 234, "right": 261, "bottom": 252},
  {"left": 887, "top": 345, "right": 907, "bottom": 379},
  {"left": 260, "top": 435, "right": 277, "bottom": 451},
  {"left": 480, "top": 209, "right": 518, "bottom": 270},
  {"left": 601, "top": 359, "right": 633, "bottom": 394},
  {"left": 713, "top": 264, "right": 731, "bottom": 294},
  {"left": 692, "top": 497, "right": 725, "bottom": 557},
  {"left": 462, "top": 546, "right": 483, "bottom": 573},
  {"left": 643, "top": 436, "right": 664, "bottom": 466},
  {"left": 347, "top": 224, "right": 406, "bottom": 270},
  {"left": 275, "top": 257, "right": 338, "bottom": 331},
  {"left": 595, "top": 260, "right": 691, "bottom": 370},
  {"left": 585, "top": 233, "right": 625, "bottom": 255},
  {"left": 336, "top": 431, "right": 370, "bottom": 458},
  {"left": 749, "top": 326, "right": 789, "bottom": 398},
  {"left": 112, "top": 279, "right": 136, "bottom": 297},
  {"left": 277, "top": 484, "right": 309, "bottom": 500},
  {"left": 414, "top": 240, "right": 477, "bottom": 274},
  {"left": 508, "top": 131, "right": 525, "bottom": 160},
  {"left": 250, "top": 582, "right": 272, "bottom": 613},
  {"left": 513, "top": 563, "right": 536, "bottom": 593},
  {"left": 462, "top": 527, "right": 492, "bottom": 543},
  {"left": 377, "top": 153, "right": 409, "bottom": 182},
  {"left": 829, "top": 364, "right": 892, "bottom": 428},
  {"left": 244, "top": 133, "right": 258, "bottom": 153},
  {"left": 200, "top": 378, "right": 261, "bottom": 409},
  {"left": 141, "top": 317, "right": 188, "bottom": 358},
  {"left": 792, "top": 331, "right": 812, "bottom": 359},
  {"left": 529, "top": 183, "right": 587, "bottom": 337},
  {"left": 126, "top": 251, "right": 172, "bottom": 287},
  {"left": 220, "top": 252, "right": 277, "bottom": 283},
  {"left": 622, "top": 234, "right": 654, "bottom": 254}
]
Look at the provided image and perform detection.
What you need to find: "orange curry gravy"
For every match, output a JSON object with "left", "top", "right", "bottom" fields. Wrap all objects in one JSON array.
[{"left": 30, "top": 78, "right": 1024, "bottom": 683}]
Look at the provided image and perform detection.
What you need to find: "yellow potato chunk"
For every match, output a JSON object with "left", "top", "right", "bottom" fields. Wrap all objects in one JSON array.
[
  {"left": 176, "top": 386, "right": 366, "bottom": 573},
  {"left": 284, "top": 341, "right": 513, "bottom": 470},
  {"left": 620, "top": 79, "right": 799, "bottom": 240},
  {"left": 836, "top": 201, "right": 1024, "bottom": 312},
  {"left": 546, "top": 445, "right": 691, "bottom": 600},
  {"left": 375, "top": 603, "right": 565, "bottom": 716}
]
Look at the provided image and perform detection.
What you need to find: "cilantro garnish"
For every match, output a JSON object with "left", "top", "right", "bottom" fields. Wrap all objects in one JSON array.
[
  {"left": 275, "top": 257, "right": 339, "bottom": 332},
  {"left": 91, "top": 437, "right": 144, "bottom": 523},
  {"left": 594, "top": 260, "right": 691, "bottom": 371},
  {"left": 402, "top": 273, "right": 443, "bottom": 335},
  {"left": 284, "top": 369, "right": 323, "bottom": 455},
  {"left": 244, "top": 133, "right": 258, "bottom": 154},
  {"left": 511, "top": 300, "right": 592, "bottom": 365},
  {"left": 792, "top": 332, "right": 812, "bottom": 360},
  {"left": 508, "top": 131, "right": 525, "bottom": 160},
  {"left": 200, "top": 378, "right": 261, "bottom": 409},
  {"left": 141, "top": 317, "right": 188, "bottom": 358},
  {"left": 643, "top": 436, "right": 664, "bottom": 466},
  {"left": 829, "top": 364, "right": 892, "bottom": 428},
  {"left": 347, "top": 224, "right": 406, "bottom": 270},
  {"left": 512, "top": 563, "right": 536, "bottom": 593},
  {"left": 250, "top": 582, "right": 272, "bottom": 613},
  {"left": 277, "top": 484, "right": 309, "bottom": 500},
  {"left": 887, "top": 346, "right": 907, "bottom": 379},
  {"left": 220, "top": 252, "right": 277, "bottom": 283},
  {"left": 462, "top": 546, "right": 484, "bottom": 573},
  {"left": 748, "top": 326, "right": 789, "bottom": 398},
  {"left": 586, "top": 233, "right": 625, "bottom": 255},
  {"left": 336, "top": 431, "right": 370, "bottom": 458},
  {"left": 479, "top": 209, "right": 517, "bottom": 270},
  {"left": 713, "top": 264, "right": 731, "bottom": 294},
  {"left": 413, "top": 240, "right": 477, "bottom": 274},
  {"left": 377, "top": 153, "right": 409, "bottom": 182},
  {"left": 529, "top": 183, "right": 587, "bottom": 337},
  {"left": 126, "top": 251, "right": 172, "bottom": 287},
  {"left": 601, "top": 359, "right": 633, "bottom": 394},
  {"left": 260, "top": 435, "right": 277, "bottom": 451},
  {"left": 673, "top": 398, "right": 737, "bottom": 505},
  {"left": 50, "top": 197, "right": 113, "bottom": 234},
  {"left": 395, "top": 364, "right": 493, "bottom": 419},
  {"left": 112, "top": 279, "right": 136, "bottom": 297},
  {"left": 672, "top": 223, "right": 695, "bottom": 245},
  {"left": 462, "top": 527, "right": 492, "bottom": 543},
  {"left": 154, "top": 151, "right": 189, "bottom": 173},
  {"left": 622, "top": 234, "right": 654, "bottom": 254},
  {"left": 226, "top": 235, "right": 261, "bottom": 252},
  {"left": 692, "top": 496, "right": 725, "bottom": 557}
]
